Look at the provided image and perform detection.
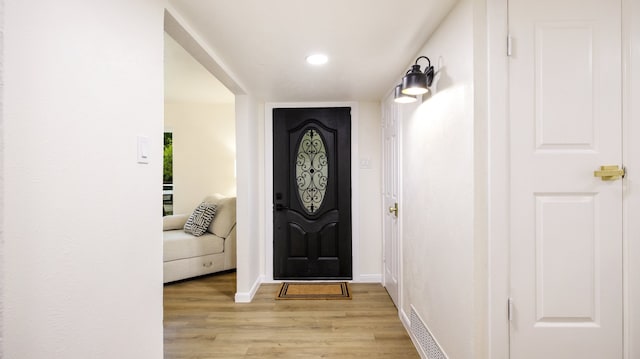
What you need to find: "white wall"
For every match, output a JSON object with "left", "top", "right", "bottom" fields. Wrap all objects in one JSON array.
[
  {"left": 400, "top": 1, "right": 478, "bottom": 358},
  {"left": 164, "top": 102, "right": 236, "bottom": 214},
  {"left": 234, "top": 94, "right": 263, "bottom": 302},
  {"left": 2, "top": 0, "right": 164, "bottom": 358},
  {"left": 357, "top": 102, "right": 383, "bottom": 279}
]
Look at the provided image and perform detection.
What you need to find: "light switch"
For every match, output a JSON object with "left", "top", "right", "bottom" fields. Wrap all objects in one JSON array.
[{"left": 137, "top": 136, "right": 149, "bottom": 164}]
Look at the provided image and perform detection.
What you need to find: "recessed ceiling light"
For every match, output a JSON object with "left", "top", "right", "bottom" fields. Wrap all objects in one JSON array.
[{"left": 306, "top": 54, "right": 328, "bottom": 65}]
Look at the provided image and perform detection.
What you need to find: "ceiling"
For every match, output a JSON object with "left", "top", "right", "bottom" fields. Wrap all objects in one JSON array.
[{"left": 166, "top": 0, "right": 457, "bottom": 102}]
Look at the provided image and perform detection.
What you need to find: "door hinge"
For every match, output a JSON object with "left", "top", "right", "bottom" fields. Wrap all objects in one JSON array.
[
  {"left": 507, "top": 35, "right": 513, "bottom": 56},
  {"left": 508, "top": 298, "right": 513, "bottom": 321}
]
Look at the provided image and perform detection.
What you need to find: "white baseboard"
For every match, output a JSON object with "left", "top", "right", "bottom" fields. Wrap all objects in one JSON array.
[
  {"left": 400, "top": 307, "right": 411, "bottom": 332},
  {"left": 358, "top": 274, "right": 382, "bottom": 283},
  {"left": 234, "top": 274, "right": 263, "bottom": 303}
]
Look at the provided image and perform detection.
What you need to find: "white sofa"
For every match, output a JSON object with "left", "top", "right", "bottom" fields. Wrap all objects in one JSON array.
[{"left": 163, "top": 194, "right": 236, "bottom": 283}]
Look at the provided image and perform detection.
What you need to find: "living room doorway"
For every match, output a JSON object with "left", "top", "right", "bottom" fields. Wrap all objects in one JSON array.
[{"left": 162, "top": 27, "right": 238, "bottom": 282}]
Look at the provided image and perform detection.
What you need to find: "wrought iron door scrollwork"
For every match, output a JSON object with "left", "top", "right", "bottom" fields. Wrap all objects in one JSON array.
[{"left": 295, "top": 128, "right": 328, "bottom": 214}]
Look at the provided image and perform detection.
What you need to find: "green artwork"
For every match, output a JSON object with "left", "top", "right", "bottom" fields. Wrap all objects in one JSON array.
[{"left": 164, "top": 132, "right": 173, "bottom": 184}]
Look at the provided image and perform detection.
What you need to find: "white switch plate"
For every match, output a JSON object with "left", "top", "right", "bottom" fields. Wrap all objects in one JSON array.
[
  {"left": 359, "top": 157, "right": 372, "bottom": 169},
  {"left": 137, "top": 136, "right": 149, "bottom": 164}
]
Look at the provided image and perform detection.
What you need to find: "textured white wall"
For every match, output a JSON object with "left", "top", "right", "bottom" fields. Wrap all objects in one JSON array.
[
  {"left": 400, "top": 1, "right": 476, "bottom": 358},
  {"left": 2, "top": 0, "right": 164, "bottom": 358},
  {"left": 357, "top": 102, "right": 383, "bottom": 278},
  {"left": 164, "top": 102, "right": 236, "bottom": 214},
  {"left": 235, "top": 94, "right": 262, "bottom": 300}
]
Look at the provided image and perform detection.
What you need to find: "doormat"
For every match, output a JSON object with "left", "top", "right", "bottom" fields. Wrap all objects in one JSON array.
[{"left": 276, "top": 282, "right": 351, "bottom": 300}]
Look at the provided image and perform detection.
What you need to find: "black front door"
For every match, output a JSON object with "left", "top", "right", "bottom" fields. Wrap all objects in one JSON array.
[{"left": 273, "top": 107, "right": 352, "bottom": 279}]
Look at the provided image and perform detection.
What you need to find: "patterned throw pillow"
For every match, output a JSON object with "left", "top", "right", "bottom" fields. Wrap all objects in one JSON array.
[{"left": 183, "top": 202, "right": 217, "bottom": 236}]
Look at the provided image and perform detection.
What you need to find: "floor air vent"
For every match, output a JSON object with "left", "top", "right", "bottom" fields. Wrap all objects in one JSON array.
[{"left": 410, "top": 305, "right": 447, "bottom": 359}]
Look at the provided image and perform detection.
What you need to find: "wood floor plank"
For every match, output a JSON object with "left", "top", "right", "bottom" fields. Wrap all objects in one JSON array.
[{"left": 164, "top": 271, "right": 419, "bottom": 358}]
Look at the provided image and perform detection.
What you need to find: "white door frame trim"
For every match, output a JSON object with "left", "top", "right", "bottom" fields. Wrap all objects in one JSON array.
[
  {"left": 622, "top": 0, "right": 640, "bottom": 357},
  {"left": 263, "top": 102, "right": 360, "bottom": 282}
]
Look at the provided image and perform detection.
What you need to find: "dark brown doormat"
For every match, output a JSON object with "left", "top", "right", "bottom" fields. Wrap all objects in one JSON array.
[{"left": 276, "top": 282, "right": 351, "bottom": 300}]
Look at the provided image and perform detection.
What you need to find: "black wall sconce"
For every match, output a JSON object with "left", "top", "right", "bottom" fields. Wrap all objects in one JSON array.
[{"left": 393, "top": 55, "right": 434, "bottom": 103}]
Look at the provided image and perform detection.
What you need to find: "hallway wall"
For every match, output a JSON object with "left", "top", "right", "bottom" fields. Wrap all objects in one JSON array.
[
  {"left": 357, "top": 102, "right": 383, "bottom": 278},
  {"left": 400, "top": 1, "right": 480, "bottom": 357},
  {"left": 2, "top": 0, "right": 165, "bottom": 357}
]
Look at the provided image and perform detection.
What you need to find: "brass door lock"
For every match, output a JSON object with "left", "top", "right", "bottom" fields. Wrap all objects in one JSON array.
[
  {"left": 388, "top": 202, "right": 398, "bottom": 217},
  {"left": 594, "top": 165, "right": 625, "bottom": 181}
]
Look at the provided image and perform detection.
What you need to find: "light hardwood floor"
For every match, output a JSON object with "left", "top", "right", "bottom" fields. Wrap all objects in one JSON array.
[{"left": 164, "top": 271, "right": 419, "bottom": 358}]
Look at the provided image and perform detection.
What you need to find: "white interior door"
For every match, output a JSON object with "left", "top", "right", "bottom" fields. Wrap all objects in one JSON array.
[
  {"left": 382, "top": 93, "right": 400, "bottom": 307},
  {"left": 509, "top": 0, "right": 623, "bottom": 357}
]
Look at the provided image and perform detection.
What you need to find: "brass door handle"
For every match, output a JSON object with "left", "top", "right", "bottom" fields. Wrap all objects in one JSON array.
[
  {"left": 388, "top": 203, "right": 398, "bottom": 217},
  {"left": 594, "top": 165, "right": 625, "bottom": 181}
]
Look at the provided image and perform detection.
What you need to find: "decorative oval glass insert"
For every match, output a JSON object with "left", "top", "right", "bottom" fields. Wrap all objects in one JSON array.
[{"left": 296, "top": 128, "right": 328, "bottom": 214}]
